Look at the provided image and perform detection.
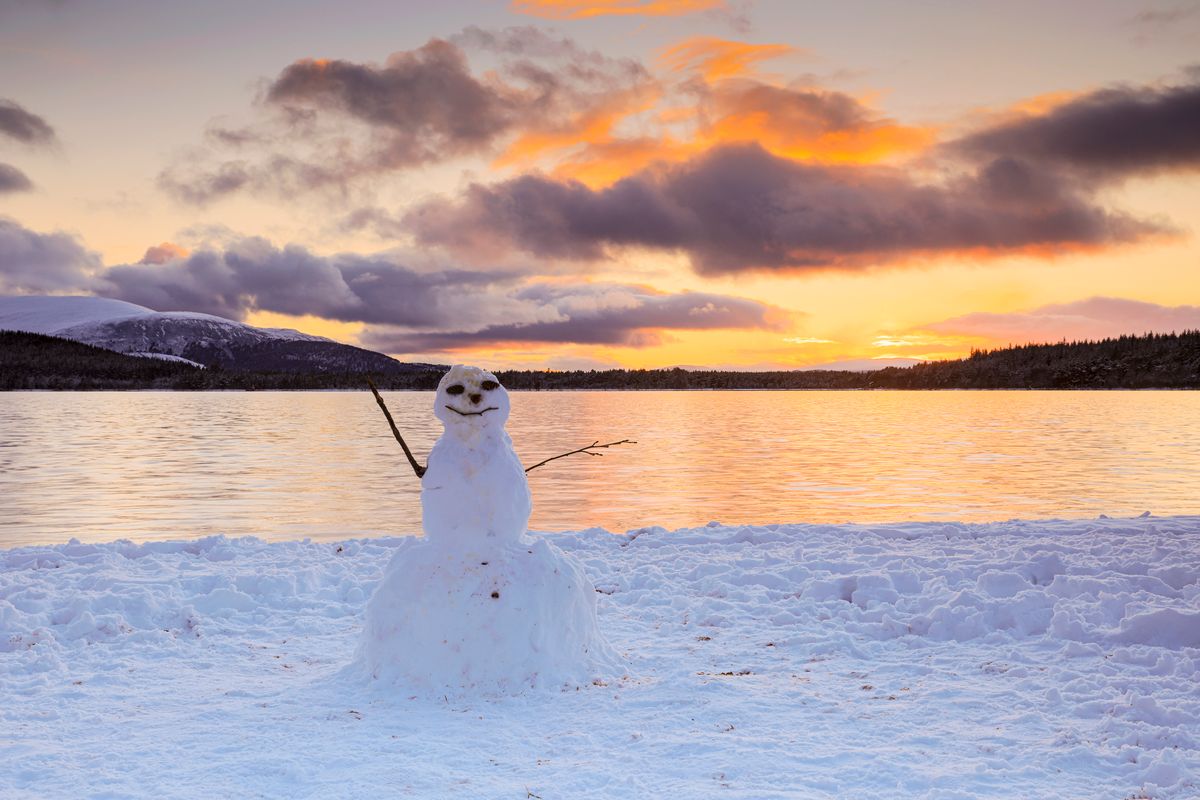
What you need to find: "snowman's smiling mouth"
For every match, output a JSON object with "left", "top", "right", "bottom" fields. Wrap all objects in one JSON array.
[{"left": 445, "top": 405, "right": 499, "bottom": 417}]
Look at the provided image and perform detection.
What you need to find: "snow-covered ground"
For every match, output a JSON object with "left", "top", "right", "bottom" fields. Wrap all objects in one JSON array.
[{"left": 2, "top": 516, "right": 1197, "bottom": 799}]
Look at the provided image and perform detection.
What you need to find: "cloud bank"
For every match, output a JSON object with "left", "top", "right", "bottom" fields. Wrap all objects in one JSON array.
[
  {"left": 397, "top": 74, "right": 1198, "bottom": 275},
  {"left": 0, "top": 218, "right": 782, "bottom": 353},
  {"left": 159, "top": 29, "right": 1196, "bottom": 281},
  {"left": 405, "top": 143, "right": 1163, "bottom": 274},
  {"left": 96, "top": 237, "right": 511, "bottom": 325}
]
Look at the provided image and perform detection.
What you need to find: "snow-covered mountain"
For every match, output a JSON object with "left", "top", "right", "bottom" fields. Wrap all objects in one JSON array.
[
  {"left": 0, "top": 295, "right": 434, "bottom": 375},
  {"left": 0, "top": 296, "right": 155, "bottom": 335}
]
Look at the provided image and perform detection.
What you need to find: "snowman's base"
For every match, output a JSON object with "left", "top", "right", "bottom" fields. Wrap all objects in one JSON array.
[{"left": 357, "top": 534, "right": 621, "bottom": 695}]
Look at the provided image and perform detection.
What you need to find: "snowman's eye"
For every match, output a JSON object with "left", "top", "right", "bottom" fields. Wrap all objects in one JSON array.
[
  {"left": 481, "top": 380, "right": 499, "bottom": 391},
  {"left": 446, "top": 384, "right": 465, "bottom": 395}
]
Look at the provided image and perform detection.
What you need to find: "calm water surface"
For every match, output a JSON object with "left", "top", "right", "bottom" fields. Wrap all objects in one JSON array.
[{"left": 2, "top": 391, "right": 1198, "bottom": 547}]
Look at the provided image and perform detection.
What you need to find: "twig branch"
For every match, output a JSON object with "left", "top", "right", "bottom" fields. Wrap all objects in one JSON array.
[
  {"left": 367, "top": 379, "right": 426, "bottom": 479},
  {"left": 524, "top": 439, "right": 636, "bottom": 473}
]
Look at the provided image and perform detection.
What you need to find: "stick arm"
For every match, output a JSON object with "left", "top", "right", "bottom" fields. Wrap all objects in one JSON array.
[
  {"left": 524, "top": 439, "right": 636, "bottom": 473},
  {"left": 367, "top": 379, "right": 427, "bottom": 479}
]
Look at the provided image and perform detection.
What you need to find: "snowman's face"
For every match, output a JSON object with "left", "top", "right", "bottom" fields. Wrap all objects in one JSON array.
[{"left": 434, "top": 365, "right": 511, "bottom": 432}]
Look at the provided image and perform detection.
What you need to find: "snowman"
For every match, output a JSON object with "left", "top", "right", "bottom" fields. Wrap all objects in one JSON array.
[
  {"left": 420, "top": 364, "right": 531, "bottom": 557},
  {"left": 357, "top": 365, "right": 622, "bottom": 695}
]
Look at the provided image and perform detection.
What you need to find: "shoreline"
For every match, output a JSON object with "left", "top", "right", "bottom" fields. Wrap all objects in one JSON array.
[
  {"left": 0, "top": 511, "right": 1187, "bottom": 552},
  {"left": 4, "top": 386, "right": 1199, "bottom": 392}
]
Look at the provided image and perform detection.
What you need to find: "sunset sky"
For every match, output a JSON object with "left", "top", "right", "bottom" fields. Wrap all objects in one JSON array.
[{"left": 2, "top": 0, "right": 1199, "bottom": 370}]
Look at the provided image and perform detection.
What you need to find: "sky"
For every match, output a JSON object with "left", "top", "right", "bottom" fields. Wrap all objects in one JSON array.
[{"left": 1, "top": 0, "right": 1199, "bottom": 370}]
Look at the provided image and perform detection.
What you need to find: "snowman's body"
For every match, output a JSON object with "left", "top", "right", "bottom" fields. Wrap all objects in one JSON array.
[
  {"left": 358, "top": 365, "right": 619, "bottom": 695},
  {"left": 421, "top": 422, "right": 530, "bottom": 556}
]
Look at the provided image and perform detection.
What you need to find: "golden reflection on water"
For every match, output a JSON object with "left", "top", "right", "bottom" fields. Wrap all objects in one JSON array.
[{"left": 2, "top": 390, "right": 1198, "bottom": 546}]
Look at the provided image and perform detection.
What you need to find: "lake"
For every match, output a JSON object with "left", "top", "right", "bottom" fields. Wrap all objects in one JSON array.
[{"left": 2, "top": 390, "right": 1198, "bottom": 547}]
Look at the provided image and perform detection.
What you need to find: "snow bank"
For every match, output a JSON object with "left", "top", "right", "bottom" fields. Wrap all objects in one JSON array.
[{"left": 2, "top": 516, "right": 1198, "bottom": 798}]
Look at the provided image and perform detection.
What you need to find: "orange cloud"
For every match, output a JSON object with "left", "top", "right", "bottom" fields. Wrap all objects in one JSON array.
[
  {"left": 701, "top": 83, "right": 935, "bottom": 165},
  {"left": 659, "top": 37, "right": 795, "bottom": 81},
  {"left": 494, "top": 84, "right": 663, "bottom": 171},
  {"left": 546, "top": 135, "right": 689, "bottom": 186},
  {"left": 1009, "top": 89, "right": 1082, "bottom": 117},
  {"left": 532, "top": 83, "right": 936, "bottom": 187},
  {"left": 485, "top": 30, "right": 935, "bottom": 188},
  {"left": 139, "top": 242, "right": 190, "bottom": 264},
  {"left": 512, "top": 0, "right": 723, "bottom": 19}
]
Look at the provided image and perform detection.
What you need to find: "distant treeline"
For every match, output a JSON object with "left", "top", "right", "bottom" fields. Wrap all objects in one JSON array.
[
  {"left": 3, "top": 329, "right": 1198, "bottom": 391},
  {"left": 498, "top": 330, "right": 1200, "bottom": 390},
  {"left": 1, "top": 331, "right": 201, "bottom": 390}
]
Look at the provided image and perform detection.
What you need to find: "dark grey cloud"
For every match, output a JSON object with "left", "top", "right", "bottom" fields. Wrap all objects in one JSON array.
[
  {"left": 950, "top": 80, "right": 1200, "bottom": 180},
  {"left": 97, "top": 236, "right": 513, "bottom": 324},
  {"left": 158, "top": 161, "right": 252, "bottom": 206},
  {"left": 359, "top": 283, "right": 782, "bottom": 353},
  {"left": 405, "top": 143, "right": 1163, "bottom": 274},
  {"left": 451, "top": 24, "right": 649, "bottom": 82},
  {"left": 0, "top": 163, "right": 33, "bottom": 193},
  {"left": 264, "top": 39, "right": 517, "bottom": 165},
  {"left": 340, "top": 206, "right": 408, "bottom": 239},
  {"left": 0, "top": 217, "right": 100, "bottom": 294},
  {"left": 1126, "top": 5, "right": 1199, "bottom": 29},
  {"left": 157, "top": 155, "right": 356, "bottom": 206},
  {"left": 0, "top": 99, "right": 56, "bottom": 147},
  {"left": 452, "top": 25, "right": 588, "bottom": 59},
  {"left": 95, "top": 235, "right": 781, "bottom": 349},
  {"left": 160, "top": 38, "right": 515, "bottom": 204},
  {"left": 406, "top": 169, "right": 687, "bottom": 263},
  {"left": 204, "top": 124, "right": 270, "bottom": 148},
  {"left": 160, "top": 32, "right": 652, "bottom": 205}
]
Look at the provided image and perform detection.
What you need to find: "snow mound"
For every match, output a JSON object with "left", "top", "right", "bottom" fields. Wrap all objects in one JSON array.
[{"left": 358, "top": 537, "right": 620, "bottom": 694}]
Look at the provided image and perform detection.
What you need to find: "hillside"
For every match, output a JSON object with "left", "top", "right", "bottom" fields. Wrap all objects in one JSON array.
[
  {"left": 0, "top": 332, "right": 442, "bottom": 390},
  {"left": 868, "top": 331, "right": 1200, "bottom": 389},
  {"left": 0, "top": 331, "right": 200, "bottom": 390},
  {"left": 0, "top": 295, "right": 436, "bottom": 376}
]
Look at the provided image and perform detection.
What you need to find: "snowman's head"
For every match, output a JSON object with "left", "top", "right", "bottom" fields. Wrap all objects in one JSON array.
[{"left": 434, "top": 364, "right": 511, "bottom": 434}]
